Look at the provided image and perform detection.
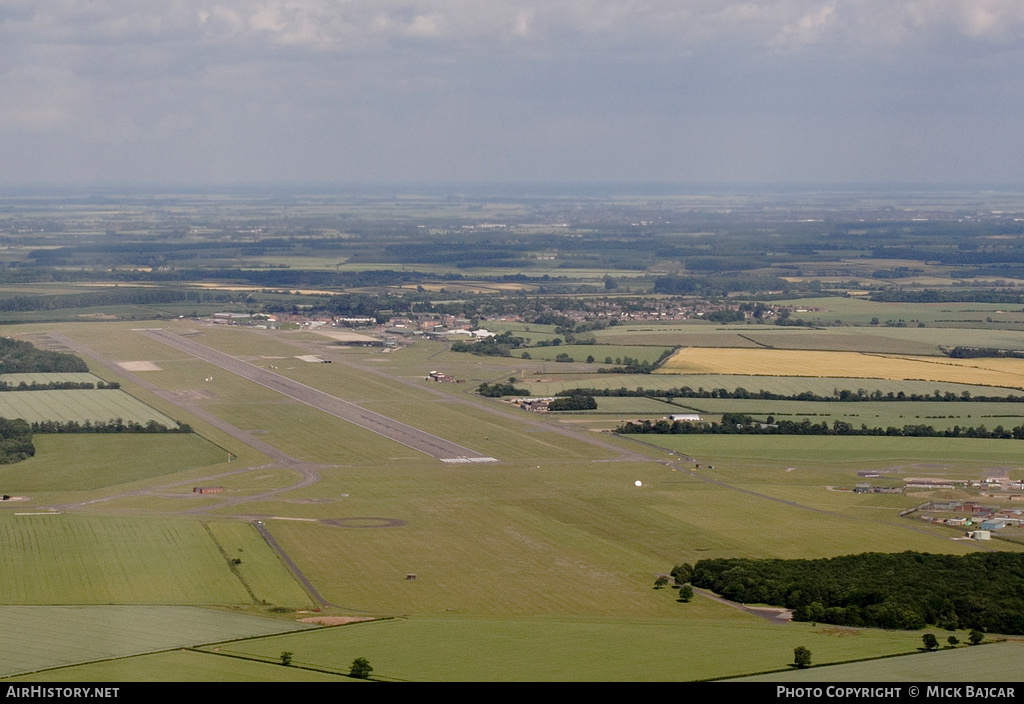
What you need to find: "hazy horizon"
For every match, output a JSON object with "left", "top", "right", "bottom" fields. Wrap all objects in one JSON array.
[{"left": 2, "top": 2, "right": 1023, "bottom": 189}]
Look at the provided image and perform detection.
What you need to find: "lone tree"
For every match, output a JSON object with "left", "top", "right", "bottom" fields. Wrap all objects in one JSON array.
[
  {"left": 349, "top": 657, "right": 373, "bottom": 679},
  {"left": 947, "top": 636, "right": 960, "bottom": 647},
  {"left": 969, "top": 630, "right": 985, "bottom": 645},
  {"left": 922, "top": 633, "right": 939, "bottom": 651},
  {"left": 654, "top": 576, "right": 669, "bottom": 589},
  {"left": 677, "top": 585, "right": 694, "bottom": 603},
  {"left": 280, "top": 651, "right": 293, "bottom": 666},
  {"left": 793, "top": 646, "right": 811, "bottom": 669}
]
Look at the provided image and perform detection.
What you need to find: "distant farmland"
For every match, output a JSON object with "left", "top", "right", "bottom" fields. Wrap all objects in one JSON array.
[{"left": 659, "top": 348, "right": 1024, "bottom": 389}]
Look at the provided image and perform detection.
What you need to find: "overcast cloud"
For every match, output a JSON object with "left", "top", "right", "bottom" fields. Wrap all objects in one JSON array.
[{"left": 1, "top": 1, "right": 1022, "bottom": 187}]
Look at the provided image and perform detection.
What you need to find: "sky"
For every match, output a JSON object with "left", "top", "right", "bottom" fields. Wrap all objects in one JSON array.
[{"left": 1, "top": 0, "right": 1023, "bottom": 188}]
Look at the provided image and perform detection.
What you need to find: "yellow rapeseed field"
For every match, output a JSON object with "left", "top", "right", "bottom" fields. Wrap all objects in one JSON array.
[{"left": 657, "top": 348, "right": 1024, "bottom": 388}]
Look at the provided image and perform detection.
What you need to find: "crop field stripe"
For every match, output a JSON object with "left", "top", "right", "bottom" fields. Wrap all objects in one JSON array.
[
  {"left": 136, "top": 328, "right": 496, "bottom": 462},
  {"left": 0, "top": 390, "right": 180, "bottom": 426},
  {"left": 0, "top": 606, "right": 316, "bottom": 678},
  {"left": 0, "top": 515, "right": 252, "bottom": 605},
  {"left": 660, "top": 348, "right": 1024, "bottom": 389}
]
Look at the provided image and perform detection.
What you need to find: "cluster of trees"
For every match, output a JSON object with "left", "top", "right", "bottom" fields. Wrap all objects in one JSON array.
[
  {"left": 597, "top": 359, "right": 658, "bottom": 374},
  {"left": 476, "top": 381, "right": 529, "bottom": 397},
  {"left": 703, "top": 309, "right": 746, "bottom": 323},
  {"left": 617, "top": 416, "right": 1024, "bottom": 440},
  {"left": 0, "top": 380, "right": 119, "bottom": 392},
  {"left": 0, "top": 338, "right": 89, "bottom": 374},
  {"left": 451, "top": 331, "right": 524, "bottom": 357},
  {"left": 946, "top": 346, "right": 1024, "bottom": 359},
  {"left": 595, "top": 350, "right": 675, "bottom": 375},
  {"left": 29, "top": 419, "right": 191, "bottom": 434},
  {"left": 689, "top": 552, "right": 1024, "bottom": 634},
  {"left": 0, "top": 418, "right": 34, "bottom": 464},
  {"left": 556, "top": 385, "right": 1024, "bottom": 403},
  {"left": 871, "top": 289, "right": 1024, "bottom": 304},
  {"left": 547, "top": 395, "right": 597, "bottom": 411}
]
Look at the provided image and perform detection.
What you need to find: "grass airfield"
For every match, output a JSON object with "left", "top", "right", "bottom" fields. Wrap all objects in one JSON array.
[{"left": 1, "top": 321, "right": 1023, "bottom": 681}]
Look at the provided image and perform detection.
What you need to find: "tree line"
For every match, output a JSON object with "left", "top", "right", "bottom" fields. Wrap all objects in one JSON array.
[
  {"left": 688, "top": 552, "right": 1024, "bottom": 634},
  {"left": 476, "top": 381, "right": 529, "bottom": 397},
  {"left": 0, "top": 418, "right": 34, "bottom": 464},
  {"left": 0, "top": 381, "right": 120, "bottom": 392},
  {"left": 946, "top": 347, "right": 1024, "bottom": 360},
  {"left": 558, "top": 385, "right": 1024, "bottom": 403},
  {"left": 0, "top": 288, "right": 234, "bottom": 312},
  {"left": 0, "top": 337, "right": 89, "bottom": 374},
  {"left": 548, "top": 395, "right": 597, "bottom": 411},
  {"left": 28, "top": 419, "right": 192, "bottom": 434},
  {"left": 617, "top": 416, "right": 1024, "bottom": 440}
]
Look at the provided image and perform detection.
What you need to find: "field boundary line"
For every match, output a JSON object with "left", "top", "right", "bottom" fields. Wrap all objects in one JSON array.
[
  {"left": 184, "top": 647, "right": 351, "bottom": 679},
  {"left": 251, "top": 520, "right": 384, "bottom": 615},
  {"left": 201, "top": 522, "right": 260, "bottom": 605},
  {"left": 704, "top": 642, "right": 1009, "bottom": 682}
]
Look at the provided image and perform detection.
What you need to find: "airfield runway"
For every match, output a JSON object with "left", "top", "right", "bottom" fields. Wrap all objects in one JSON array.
[{"left": 135, "top": 328, "right": 496, "bottom": 463}]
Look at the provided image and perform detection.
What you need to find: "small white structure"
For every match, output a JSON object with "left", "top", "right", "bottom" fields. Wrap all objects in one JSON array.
[
  {"left": 966, "top": 530, "right": 991, "bottom": 540},
  {"left": 669, "top": 413, "right": 702, "bottom": 422}
]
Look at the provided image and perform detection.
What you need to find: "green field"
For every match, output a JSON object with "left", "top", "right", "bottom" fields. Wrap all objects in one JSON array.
[
  {"left": 198, "top": 614, "right": 928, "bottom": 682},
  {"left": 664, "top": 398, "right": 1024, "bottom": 430},
  {"left": 628, "top": 432, "right": 1024, "bottom": 471},
  {"left": 203, "top": 521, "right": 317, "bottom": 608},
  {"left": 588, "top": 396, "right": 683, "bottom": 414},
  {"left": 2, "top": 321, "right": 1022, "bottom": 682},
  {"left": 516, "top": 344, "right": 673, "bottom": 364},
  {"left": 0, "top": 433, "right": 229, "bottom": 492},
  {"left": 0, "top": 515, "right": 254, "bottom": 605},
  {"left": 522, "top": 374, "right": 1013, "bottom": 399},
  {"left": 0, "top": 606, "right": 315, "bottom": 678},
  {"left": 591, "top": 319, "right": 1024, "bottom": 355},
  {"left": 4, "top": 648, "right": 348, "bottom": 682},
  {"left": 738, "top": 640, "right": 1024, "bottom": 682},
  {"left": 0, "top": 389, "right": 181, "bottom": 426}
]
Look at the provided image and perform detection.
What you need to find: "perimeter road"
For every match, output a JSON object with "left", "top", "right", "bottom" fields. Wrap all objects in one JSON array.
[{"left": 135, "top": 328, "right": 496, "bottom": 463}]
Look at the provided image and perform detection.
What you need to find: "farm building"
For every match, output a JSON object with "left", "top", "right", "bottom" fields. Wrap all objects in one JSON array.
[
  {"left": 510, "top": 397, "right": 555, "bottom": 412},
  {"left": 855, "top": 484, "right": 901, "bottom": 494},
  {"left": 668, "top": 413, "right": 702, "bottom": 422},
  {"left": 212, "top": 312, "right": 251, "bottom": 324},
  {"left": 427, "top": 371, "right": 462, "bottom": 383},
  {"left": 905, "top": 480, "right": 955, "bottom": 490}
]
